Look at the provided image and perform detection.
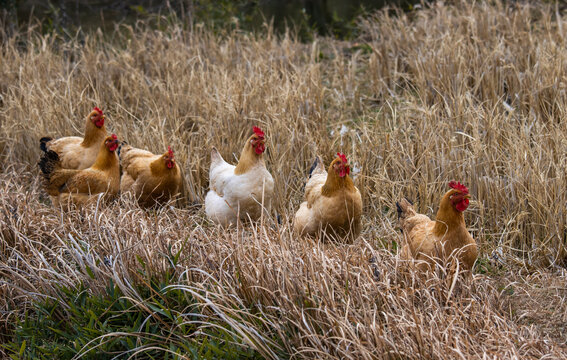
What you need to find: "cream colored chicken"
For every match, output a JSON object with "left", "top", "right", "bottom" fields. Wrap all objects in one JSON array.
[
  {"left": 396, "top": 181, "right": 478, "bottom": 271},
  {"left": 39, "top": 107, "right": 108, "bottom": 170},
  {"left": 119, "top": 145, "right": 183, "bottom": 207},
  {"left": 205, "top": 126, "right": 274, "bottom": 226},
  {"left": 294, "top": 153, "right": 362, "bottom": 243}
]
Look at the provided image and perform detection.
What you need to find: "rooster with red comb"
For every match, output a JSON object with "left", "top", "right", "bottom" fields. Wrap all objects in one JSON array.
[
  {"left": 294, "top": 152, "right": 362, "bottom": 243},
  {"left": 205, "top": 125, "right": 274, "bottom": 226},
  {"left": 396, "top": 180, "right": 477, "bottom": 272}
]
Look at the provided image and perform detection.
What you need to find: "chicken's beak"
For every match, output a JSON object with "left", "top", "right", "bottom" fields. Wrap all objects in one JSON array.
[{"left": 464, "top": 194, "right": 471, "bottom": 200}]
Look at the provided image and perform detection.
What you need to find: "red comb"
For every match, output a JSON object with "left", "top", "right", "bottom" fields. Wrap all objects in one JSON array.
[
  {"left": 449, "top": 180, "right": 469, "bottom": 194},
  {"left": 253, "top": 126, "right": 265, "bottom": 139},
  {"left": 167, "top": 146, "right": 174, "bottom": 158},
  {"left": 337, "top": 152, "right": 348, "bottom": 164},
  {"left": 93, "top": 107, "right": 103, "bottom": 115},
  {"left": 111, "top": 134, "right": 117, "bottom": 140}
]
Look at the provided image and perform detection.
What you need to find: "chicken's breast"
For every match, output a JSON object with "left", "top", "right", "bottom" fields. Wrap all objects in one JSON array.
[{"left": 206, "top": 148, "right": 273, "bottom": 226}]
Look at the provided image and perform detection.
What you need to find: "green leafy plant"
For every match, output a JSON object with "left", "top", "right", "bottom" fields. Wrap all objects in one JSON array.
[{"left": 3, "top": 274, "right": 269, "bottom": 359}]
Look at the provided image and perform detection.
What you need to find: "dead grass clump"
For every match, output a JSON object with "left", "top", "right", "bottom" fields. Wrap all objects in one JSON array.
[{"left": 0, "top": 170, "right": 565, "bottom": 358}]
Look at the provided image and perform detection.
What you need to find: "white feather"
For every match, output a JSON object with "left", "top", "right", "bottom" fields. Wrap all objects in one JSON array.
[{"left": 205, "top": 148, "right": 274, "bottom": 226}]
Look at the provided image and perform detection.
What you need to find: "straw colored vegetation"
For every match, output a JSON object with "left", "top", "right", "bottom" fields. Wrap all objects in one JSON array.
[{"left": 1, "top": 0, "right": 567, "bottom": 358}]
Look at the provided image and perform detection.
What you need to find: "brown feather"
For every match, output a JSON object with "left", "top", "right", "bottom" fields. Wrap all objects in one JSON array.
[
  {"left": 43, "top": 110, "right": 108, "bottom": 170},
  {"left": 120, "top": 147, "right": 182, "bottom": 208},
  {"left": 294, "top": 155, "right": 362, "bottom": 243},
  {"left": 80, "top": 111, "right": 107, "bottom": 147},
  {"left": 321, "top": 158, "right": 356, "bottom": 197},
  {"left": 398, "top": 189, "right": 477, "bottom": 271},
  {"left": 43, "top": 136, "right": 120, "bottom": 208},
  {"left": 234, "top": 134, "right": 265, "bottom": 175}
]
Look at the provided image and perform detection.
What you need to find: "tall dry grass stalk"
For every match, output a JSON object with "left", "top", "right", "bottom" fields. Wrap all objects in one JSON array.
[{"left": 1, "top": 0, "right": 566, "bottom": 358}]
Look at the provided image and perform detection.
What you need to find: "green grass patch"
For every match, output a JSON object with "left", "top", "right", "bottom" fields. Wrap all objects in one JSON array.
[{"left": 3, "top": 276, "right": 270, "bottom": 359}]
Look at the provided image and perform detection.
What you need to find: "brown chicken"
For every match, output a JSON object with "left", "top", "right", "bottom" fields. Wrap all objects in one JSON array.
[
  {"left": 119, "top": 145, "right": 183, "bottom": 207},
  {"left": 294, "top": 153, "right": 362, "bottom": 243},
  {"left": 39, "top": 107, "right": 108, "bottom": 169},
  {"left": 396, "top": 181, "right": 478, "bottom": 271},
  {"left": 38, "top": 134, "right": 121, "bottom": 208}
]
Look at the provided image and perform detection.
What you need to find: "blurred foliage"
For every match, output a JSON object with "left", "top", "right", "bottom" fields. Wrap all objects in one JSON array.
[{"left": 1, "top": 0, "right": 416, "bottom": 40}]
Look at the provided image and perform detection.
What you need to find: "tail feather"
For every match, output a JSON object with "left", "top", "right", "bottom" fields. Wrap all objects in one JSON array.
[
  {"left": 117, "top": 142, "right": 130, "bottom": 160},
  {"left": 396, "top": 198, "right": 415, "bottom": 219},
  {"left": 308, "top": 157, "right": 319, "bottom": 178},
  {"left": 308, "top": 156, "right": 325, "bottom": 178},
  {"left": 38, "top": 150, "right": 60, "bottom": 179},
  {"left": 210, "top": 147, "right": 226, "bottom": 167},
  {"left": 395, "top": 201, "right": 403, "bottom": 219},
  {"left": 302, "top": 156, "right": 325, "bottom": 192},
  {"left": 39, "top": 137, "right": 53, "bottom": 153},
  {"left": 396, "top": 197, "right": 415, "bottom": 220},
  {"left": 396, "top": 197, "right": 415, "bottom": 234},
  {"left": 39, "top": 150, "right": 63, "bottom": 197},
  {"left": 39, "top": 151, "right": 78, "bottom": 197}
]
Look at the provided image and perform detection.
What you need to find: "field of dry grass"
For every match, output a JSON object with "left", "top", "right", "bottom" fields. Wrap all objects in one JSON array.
[{"left": 1, "top": 0, "right": 567, "bottom": 358}]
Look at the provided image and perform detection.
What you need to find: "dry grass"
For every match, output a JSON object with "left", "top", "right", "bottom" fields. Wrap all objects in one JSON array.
[{"left": 1, "top": 0, "right": 567, "bottom": 358}]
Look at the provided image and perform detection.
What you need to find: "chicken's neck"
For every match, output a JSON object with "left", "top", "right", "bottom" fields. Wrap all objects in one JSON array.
[
  {"left": 432, "top": 195, "right": 465, "bottom": 236},
  {"left": 321, "top": 170, "right": 355, "bottom": 197},
  {"left": 150, "top": 158, "right": 177, "bottom": 178},
  {"left": 234, "top": 142, "right": 263, "bottom": 175},
  {"left": 81, "top": 119, "right": 107, "bottom": 147},
  {"left": 91, "top": 145, "right": 118, "bottom": 171}
]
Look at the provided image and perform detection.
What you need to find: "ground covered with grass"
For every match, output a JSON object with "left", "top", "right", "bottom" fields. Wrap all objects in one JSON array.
[{"left": 1, "top": 1, "right": 567, "bottom": 358}]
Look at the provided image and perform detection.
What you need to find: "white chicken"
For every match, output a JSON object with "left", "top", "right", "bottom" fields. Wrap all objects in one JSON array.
[{"left": 205, "top": 126, "right": 274, "bottom": 226}]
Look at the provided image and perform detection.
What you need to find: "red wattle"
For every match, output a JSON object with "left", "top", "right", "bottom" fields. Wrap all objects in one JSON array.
[
  {"left": 255, "top": 144, "right": 265, "bottom": 154},
  {"left": 455, "top": 198, "right": 469, "bottom": 212}
]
